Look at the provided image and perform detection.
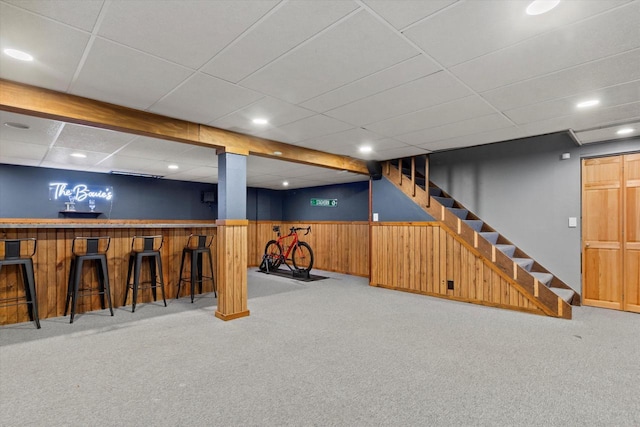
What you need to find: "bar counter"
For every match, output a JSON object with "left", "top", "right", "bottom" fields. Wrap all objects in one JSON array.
[{"left": 0, "top": 219, "right": 218, "bottom": 326}]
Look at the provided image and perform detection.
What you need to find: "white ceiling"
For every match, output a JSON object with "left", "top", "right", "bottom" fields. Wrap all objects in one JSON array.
[{"left": 0, "top": 0, "right": 639, "bottom": 189}]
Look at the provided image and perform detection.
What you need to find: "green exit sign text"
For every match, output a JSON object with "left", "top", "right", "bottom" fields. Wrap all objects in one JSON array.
[{"left": 310, "top": 198, "right": 337, "bottom": 207}]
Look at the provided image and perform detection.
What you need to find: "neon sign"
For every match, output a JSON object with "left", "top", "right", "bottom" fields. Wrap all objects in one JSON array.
[{"left": 49, "top": 183, "right": 113, "bottom": 202}]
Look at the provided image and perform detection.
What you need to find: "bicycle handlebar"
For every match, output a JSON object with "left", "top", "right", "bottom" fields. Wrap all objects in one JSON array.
[{"left": 289, "top": 226, "right": 312, "bottom": 235}]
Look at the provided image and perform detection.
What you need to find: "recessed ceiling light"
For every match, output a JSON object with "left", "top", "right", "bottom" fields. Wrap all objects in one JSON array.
[
  {"left": 70, "top": 153, "right": 87, "bottom": 158},
  {"left": 168, "top": 164, "right": 179, "bottom": 169},
  {"left": 3, "top": 48, "right": 34, "bottom": 61},
  {"left": 576, "top": 99, "right": 600, "bottom": 109},
  {"left": 252, "top": 118, "right": 268, "bottom": 125},
  {"left": 4, "top": 122, "right": 30, "bottom": 130},
  {"left": 616, "top": 128, "right": 635, "bottom": 135},
  {"left": 359, "top": 146, "right": 372, "bottom": 154},
  {"left": 282, "top": 181, "right": 289, "bottom": 187},
  {"left": 526, "top": 0, "right": 560, "bottom": 16}
]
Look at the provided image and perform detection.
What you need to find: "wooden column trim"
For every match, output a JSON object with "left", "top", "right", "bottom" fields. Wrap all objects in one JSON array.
[{"left": 214, "top": 220, "right": 249, "bottom": 321}]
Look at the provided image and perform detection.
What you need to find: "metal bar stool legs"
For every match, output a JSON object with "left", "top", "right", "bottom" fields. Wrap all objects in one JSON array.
[
  {"left": 0, "top": 238, "right": 40, "bottom": 329},
  {"left": 123, "top": 236, "right": 166, "bottom": 313},
  {"left": 64, "top": 237, "right": 113, "bottom": 324},
  {"left": 176, "top": 234, "right": 216, "bottom": 303}
]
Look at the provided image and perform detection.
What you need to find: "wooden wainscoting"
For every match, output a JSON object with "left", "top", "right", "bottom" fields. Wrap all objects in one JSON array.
[
  {"left": 248, "top": 221, "right": 369, "bottom": 277},
  {"left": 370, "top": 223, "right": 546, "bottom": 316},
  {"left": 0, "top": 225, "right": 216, "bottom": 326}
]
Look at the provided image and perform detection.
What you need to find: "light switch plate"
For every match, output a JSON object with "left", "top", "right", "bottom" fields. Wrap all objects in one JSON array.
[
  {"left": 568, "top": 217, "right": 577, "bottom": 228},
  {"left": 373, "top": 213, "right": 379, "bottom": 222}
]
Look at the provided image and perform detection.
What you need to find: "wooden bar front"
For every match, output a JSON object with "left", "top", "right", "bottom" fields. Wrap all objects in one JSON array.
[{"left": 0, "top": 220, "right": 217, "bottom": 325}]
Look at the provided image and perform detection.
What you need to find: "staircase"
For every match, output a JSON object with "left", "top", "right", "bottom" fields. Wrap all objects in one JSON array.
[{"left": 383, "top": 157, "right": 579, "bottom": 319}]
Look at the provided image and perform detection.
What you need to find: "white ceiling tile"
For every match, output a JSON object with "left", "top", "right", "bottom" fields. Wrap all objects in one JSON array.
[
  {"left": 482, "top": 48, "right": 640, "bottom": 111},
  {"left": 575, "top": 120, "right": 640, "bottom": 144},
  {"left": 43, "top": 146, "right": 110, "bottom": 166},
  {"left": 366, "top": 95, "right": 495, "bottom": 137},
  {"left": 254, "top": 115, "right": 353, "bottom": 144},
  {"left": 300, "top": 55, "right": 441, "bottom": 113},
  {"left": 0, "top": 3, "right": 90, "bottom": 91},
  {"left": 400, "top": 113, "right": 514, "bottom": 145},
  {"left": 54, "top": 123, "right": 135, "bottom": 153},
  {"left": 39, "top": 160, "right": 110, "bottom": 173},
  {"left": 98, "top": 0, "right": 278, "bottom": 69},
  {"left": 451, "top": 2, "right": 640, "bottom": 92},
  {"left": 420, "top": 126, "right": 527, "bottom": 152},
  {"left": 96, "top": 154, "right": 152, "bottom": 173},
  {"left": 519, "top": 102, "right": 640, "bottom": 135},
  {"left": 4, "top": 0, "right": 104, "bottom": 31},
  {"left": 405, "top": 0, "right": 632, "bottom": 67},
  {"left": 173, "top": 146, "right": 218, "bottom": 167},
  {"left": 203, "top": 1, "right": 358, "bottom": 83},
  {"left": 165, "top": 166, "right": 219, "bottom": 182},
  {"left": 0, "top": 141, "right": 48, "bottom": 160},
  {"left": 505, "top": 80, "right": 640, "bottom": 125},
  {"left": 70, "top": 38, "right": 193, "bottom": 110},
  {"left": 114, "top": 136, "right": 193, "bottom": 161},
  {"left": 0, "top": 112, "right": 64, "bottom": 146},
  {"left": 211, "top": 97, "right": 316, "bottom": 132},
  {"left": 295, "top": 127, "right": 386, "bottom": 150},
  {"left": 0, "top": 155, "right": 41, "bottom": 167},
  {"left": 239, "top": 9, "right": 419, "bottom": 103},
  {"left": 149, "top": 73, "right": 263, "bottom": 124},
  {"left": 372, "top": 145, "right": 429, "bottom": 160},
  {"left": 363, "top": 0, "right": 458, "bottom": 30},
  {"left": 325, "top": 71, "right": 471, "bottom": 126}
]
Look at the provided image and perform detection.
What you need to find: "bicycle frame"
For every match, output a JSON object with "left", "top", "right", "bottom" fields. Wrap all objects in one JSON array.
[
  {"left": 273, "top": 226, "right": 308, "bottom": 265},
  {"left": 261, "top": 225, "right": 313, "bottom": 273}
]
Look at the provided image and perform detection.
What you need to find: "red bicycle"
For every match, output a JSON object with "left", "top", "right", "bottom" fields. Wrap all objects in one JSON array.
[{"left": 260, "top": 226, "right": 314, "bottom": 273}]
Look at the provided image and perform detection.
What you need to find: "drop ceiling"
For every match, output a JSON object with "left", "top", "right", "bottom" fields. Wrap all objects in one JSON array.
[{"left": 1, "top": 0, "right": 639, "bottom": 189}]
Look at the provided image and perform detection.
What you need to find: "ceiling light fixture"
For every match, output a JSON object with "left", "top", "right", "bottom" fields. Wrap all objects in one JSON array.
[
  {"left": 526, "top": 0, "right": 560, "bottom": 16},
  {"left": 282, "top": 181, "right": 289, "bottom": 187},
  {"left": 273, "top": 151, "right": 282, "bottom": 156},
  {"left": 168, "top": 164, "right": 179, "bottom": 169},
  {"left": 576, "top": 99, "right": 600, "bottom": 109},
  {"left": 4, "top": 122, "right": 30, "bottom": 130},
  {"left": 359, "top": 146, "right": 372, "bottom": 154},
  {"left": 3, "top": 48, "right": 34, "bottom": 61},
  {"left": 70, "top": 153, "right": 87, "bottom": 158},
  {"left": 616, "top": 128, "right": 635, "bottom": 135},
  {"left": 252, "top": 118, "right": 268, "bottom": 125}
]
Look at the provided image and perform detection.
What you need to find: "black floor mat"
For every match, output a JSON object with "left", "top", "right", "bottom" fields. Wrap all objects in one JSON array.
[{"left": 256, "top": 268, "right": 328, "bottom": 282}]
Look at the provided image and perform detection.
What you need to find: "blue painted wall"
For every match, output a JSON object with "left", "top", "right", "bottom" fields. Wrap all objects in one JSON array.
[
  {"left": 0, "top": 164, "right": 217, "bottom": 219},
  {"left": 282, "top": 181, "right": 369, "bottom": 221},
  {"left": 372, "top": 177, "right": 433, "bottom": 222},
  {"left": 247, "top": 187, "right": 284, "bottom": 221}
]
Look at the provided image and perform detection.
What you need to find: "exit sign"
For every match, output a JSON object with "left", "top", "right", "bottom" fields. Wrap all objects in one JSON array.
[{"left": 310, "top": 198, "right": 337, "bottom": 207}]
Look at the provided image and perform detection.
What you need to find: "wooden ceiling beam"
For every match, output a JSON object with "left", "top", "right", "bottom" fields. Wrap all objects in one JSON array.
[{"left": 0, "top": 79, "right": 369, "bottom": 175}]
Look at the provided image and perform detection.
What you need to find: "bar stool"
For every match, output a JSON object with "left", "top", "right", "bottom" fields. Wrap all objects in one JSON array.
[
  {"left": 64, "top": 236, "right": 113, "bottom": 324},
  {"left": 176, "top": 234, "right": 216, "bottom": 303},
  {"left": 0, "top": 238, "right": 40, "bottom": 329},
  {"left": 123, "top": 235, "right": 167, "bottom": 312}
]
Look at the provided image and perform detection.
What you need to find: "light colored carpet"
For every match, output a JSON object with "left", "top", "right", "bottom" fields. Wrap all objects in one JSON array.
[{"left": 1, "top": 269, "right": 639, "bottom": 426}]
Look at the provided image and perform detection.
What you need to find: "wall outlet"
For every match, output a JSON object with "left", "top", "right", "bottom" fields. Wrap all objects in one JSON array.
[
  {"left": 447, "top": 280, "right": 454, "bottom": 290},
  {"left": 373, "top": 213, "right": 379, "bottom": 222}
]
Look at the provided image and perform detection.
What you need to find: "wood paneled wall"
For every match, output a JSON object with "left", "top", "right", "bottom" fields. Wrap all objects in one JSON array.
[
  {"left": 248, "top": 221, "right": 369, "bottom": 277},
  {"left": 0, "top": 226, "right": 216, "bottom": 325},
  {"left": 370, "top": 223, "right": 545, "bottom": 315}
]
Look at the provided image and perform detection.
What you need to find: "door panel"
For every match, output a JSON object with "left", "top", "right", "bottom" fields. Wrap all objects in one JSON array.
[
  {"left": 624, "top": 153, "right": 640, "bottom": 312},
  {"left": 582, "top": 157, "right": 623, "bottom": 309}
]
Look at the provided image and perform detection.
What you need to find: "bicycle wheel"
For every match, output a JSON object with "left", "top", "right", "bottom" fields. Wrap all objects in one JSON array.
[
  {"left": 262, "top": 240, "right": 283, "bottom": 271},
  {"left": 292, "top": 241, "right": 314, "bottom": 273}
]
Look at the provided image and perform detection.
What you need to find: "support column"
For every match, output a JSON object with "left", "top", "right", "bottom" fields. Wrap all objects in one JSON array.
[{"left": 215, "top": 150, "right": 250, "bottom": 321}]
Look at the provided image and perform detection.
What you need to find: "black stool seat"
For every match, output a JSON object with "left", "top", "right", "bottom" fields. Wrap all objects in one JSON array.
[
  {"left": 64, "top": 236, "right": 113, "bottom": 324},
  {"left": 123, "top": 235, "right": 166, "bottom": 312},
  {"left": 176, "top": 234, "right": 216, "bottom": 303},
  {"left": 0, "top": 238, "right": 40, "bottom": 329}
]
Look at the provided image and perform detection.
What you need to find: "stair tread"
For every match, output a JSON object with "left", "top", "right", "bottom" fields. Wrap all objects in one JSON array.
[
  {"left": 495, "top": 244, "right": 516, "bottom": 257},
  {"left": 429, "top": 187, "right": 442, "bottom": 196},
  {"left": 447, "top": 207, "right": 469, "bottom": 219},
  {"left": 463, "top": 220, "right": 483, "bottom": 232},
  {"left": 550, "top": 287, "right": 575, "bottom": 303},
  {"left": 432, "top": 196, "right": 454, "bottom": 207},
  {"left": 479, "top": 232, "right": 499, "bottom": 244},
  {"left": 513, "top": 258, "right": 534, "bottom": 271},
  {"left": 530, "top": 272, "right": 554, "bottom": 285}
]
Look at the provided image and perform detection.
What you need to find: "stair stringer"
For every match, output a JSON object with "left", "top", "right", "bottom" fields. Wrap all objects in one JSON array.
[{"left": 382, "top": 163, "right": 572, "bottom": 319}]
